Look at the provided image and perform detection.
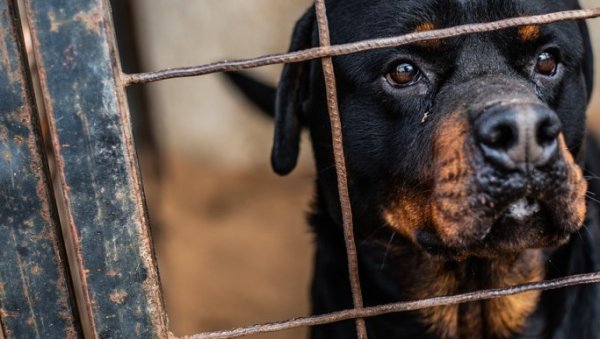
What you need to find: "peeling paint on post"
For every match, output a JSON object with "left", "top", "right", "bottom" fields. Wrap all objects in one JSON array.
[
  {"left": 21, "top": 0, "right": 169, "bottom": 337},
  {"left": 0, "top": 1, "right": 80, "bottom": 338}
]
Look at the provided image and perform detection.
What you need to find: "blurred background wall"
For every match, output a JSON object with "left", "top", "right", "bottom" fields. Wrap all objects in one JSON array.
[{"left": 120, "top": 1, "right": 600, "bottom": 337}]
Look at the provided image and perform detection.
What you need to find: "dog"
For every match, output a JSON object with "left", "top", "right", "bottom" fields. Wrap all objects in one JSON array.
[{"left": 228, "top": 0, "right": 600, "bottom": 337}]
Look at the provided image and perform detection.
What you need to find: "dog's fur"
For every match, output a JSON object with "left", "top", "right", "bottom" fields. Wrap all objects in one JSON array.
[{"left": 228, "top": 0, "right": 600, "bottom": 338}]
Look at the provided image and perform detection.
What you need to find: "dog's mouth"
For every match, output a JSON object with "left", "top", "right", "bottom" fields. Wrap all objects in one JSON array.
[
  {"left": 411, "top": 194, "right": 568, "bottom": 259},
  {"left": 506, "top": 197, "right": 540, "bottom": 221},
  {"left": 384, "top": 132, "right": 587, "bottom": 259}
]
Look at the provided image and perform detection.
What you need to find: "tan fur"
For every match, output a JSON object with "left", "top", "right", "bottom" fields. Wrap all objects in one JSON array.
[
  {"left": 558, "top": 134, "right": 587, "bottom": 230},
  {"left": 518, "top": 25, "right": 540, "bottom": 41},
  {"left": 430, "top": 116, "right": 475, "bottom": 247},
  {"left": 383, "top": 193, "right": 429, "bottom": 241},
  {"left": 411, "top": 251, "right": 544, "bottom": 339},
  {"left": 486, "top": 250, "right": 544, "bottom": 338},
  {"left": 414, "top": 22, "right": 442, "bottom": 48}
]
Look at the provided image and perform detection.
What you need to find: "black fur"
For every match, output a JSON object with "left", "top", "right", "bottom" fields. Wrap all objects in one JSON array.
[{"left": 228, "top": 1, "right": 600, "bottom": 338}]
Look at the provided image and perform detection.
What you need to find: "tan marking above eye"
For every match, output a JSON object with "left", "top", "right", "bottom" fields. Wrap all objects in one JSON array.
[
  {"left": 413, "top": 22, "right": 441, "bottom": 48},
  {"left": 518, "top": 25, "right": 540, "bottom": 41},
  {"left": 415, "top": 22, "right": 435, "bottom": 32}
]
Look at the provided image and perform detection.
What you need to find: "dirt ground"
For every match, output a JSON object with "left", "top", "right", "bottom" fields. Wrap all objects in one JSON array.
[{"left": 143, "top": 156, "right": 315, "bottom": 338}]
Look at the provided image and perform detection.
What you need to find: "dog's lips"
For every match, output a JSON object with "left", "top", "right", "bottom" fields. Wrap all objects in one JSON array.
[{"left": 415, "top": 195, "right": 568, "bottom": 258}]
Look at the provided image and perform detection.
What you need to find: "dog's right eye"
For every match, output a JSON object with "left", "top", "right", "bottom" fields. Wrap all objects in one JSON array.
[{"left": 386, "top": 62, "right": 421, "bottom": 86}]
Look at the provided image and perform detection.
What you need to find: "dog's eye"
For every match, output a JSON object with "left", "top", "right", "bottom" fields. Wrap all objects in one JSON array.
[
  {"left": 535, "top": 51, "right": 558, "bottom": 76},
  {"left": 386, "top": 63, "right": 421, "bottom": 86}
]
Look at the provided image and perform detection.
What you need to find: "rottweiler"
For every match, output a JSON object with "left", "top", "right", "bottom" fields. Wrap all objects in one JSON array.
[{"left": 228, "top": 0, "right": 600, "bottom": 338}]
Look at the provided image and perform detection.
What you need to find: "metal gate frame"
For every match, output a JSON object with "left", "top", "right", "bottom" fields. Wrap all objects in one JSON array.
[{"left": 1, "top": 0, "right": 600, "bottom": 338}]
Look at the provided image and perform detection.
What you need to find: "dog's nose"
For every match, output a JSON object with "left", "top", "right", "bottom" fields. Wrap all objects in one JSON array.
[{"left": 474, "top": 103, "right": 561, "bottom": 170}]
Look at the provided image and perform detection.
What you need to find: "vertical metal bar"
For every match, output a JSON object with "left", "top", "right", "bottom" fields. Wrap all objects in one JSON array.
[
  {"left": 313, "top": 0, "right": 368, "bottom": 338},
  {"left": 0, "top": 1, "right": 80, "bottom": 338},
  {"left": 21, "top": 0, "right": 169, "bottom": 337}
]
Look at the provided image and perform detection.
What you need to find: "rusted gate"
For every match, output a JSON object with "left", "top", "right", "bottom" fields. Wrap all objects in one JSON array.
[{"left": 1, "top": 0, "right": 600, "bottom": 339}]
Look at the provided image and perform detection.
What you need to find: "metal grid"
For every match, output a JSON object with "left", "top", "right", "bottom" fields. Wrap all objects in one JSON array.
[{"left": 0, "top": 0, "right": 599, "bottom": 338}]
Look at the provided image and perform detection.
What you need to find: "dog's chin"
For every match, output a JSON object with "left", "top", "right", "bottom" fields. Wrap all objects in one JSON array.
[{"left": 416, "top": 198, "right": 573, "bottom": 260}]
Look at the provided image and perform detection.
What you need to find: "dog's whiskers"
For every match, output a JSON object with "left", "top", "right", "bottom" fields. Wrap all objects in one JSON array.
[
  {"left": 585, "top": 192, "right": 600, "bottom": 205},
  {"left": 581, "top": 224, "right": 594, "bottom": 239},
  {"left": 380, "top": 232, "right": 396, "bottom": 271},
  {"left": 359, "top": 223, "right": 391, "bottom": 247},
  {"left": 547, "top": 258, "right": 561, "bottom": 275}
]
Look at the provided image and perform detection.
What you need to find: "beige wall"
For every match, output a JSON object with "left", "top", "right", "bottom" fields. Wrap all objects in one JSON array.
[
  {"left": 582, "top": 0, "right": 600, "bottom": 129},
  {"left": 131, "top": 0, "right": 313, "bottom": 169},
  {"left": 132, "top": 0, "right": 600, "bottom": 169}
]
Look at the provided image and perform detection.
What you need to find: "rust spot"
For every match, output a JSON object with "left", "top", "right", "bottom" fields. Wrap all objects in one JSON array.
[
  {"left": 518, "top": 25, "right": 540, "bottom": 41},
  {"left": 109, "top": 289, "right": 128, "bottom": 305},
  {"left": 48, "top": 9, "right": 103, "bottom": 34},
  {"left": 0, "top": 309, "right": 19, "bottom": 318},
  {"left": 31, "top": 265, "right": 42, "bottom": 276},
  {"left": 106, "top": 269, "right": 119, "bottom": 277},
  {"left": 73, "top": 10, "right": 103, "bottom": 34},
  {"left": 48, "top": 11, "right": 61, "bottom": 32}
]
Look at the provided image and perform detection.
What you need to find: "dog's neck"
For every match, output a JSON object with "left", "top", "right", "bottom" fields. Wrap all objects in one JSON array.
[
  {"left": 395, "top": 249, "right": 545, "bottom": 339},
  {"left": 312, "top": 203, "right": 547, "bottom": 339}
]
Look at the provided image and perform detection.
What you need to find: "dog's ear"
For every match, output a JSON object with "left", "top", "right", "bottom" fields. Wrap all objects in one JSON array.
[
  {"left": 272, "top": 9, "right": 315, "bottom": 175},
  {"left": 578, "top": 20, "right": 594, "bottom": 102},
  {"left": 563, "top": 0, "right": 594, "bottom": 101}
]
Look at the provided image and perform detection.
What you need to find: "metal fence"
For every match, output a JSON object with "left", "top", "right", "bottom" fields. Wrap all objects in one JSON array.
[{"left": 0, "top": 0, "right": 599, "bottom": 338}]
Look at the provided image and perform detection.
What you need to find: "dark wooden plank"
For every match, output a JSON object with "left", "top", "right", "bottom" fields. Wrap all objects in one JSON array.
[
  {"left": 22, "top": 0, "right": 169, "bottom": 337},
  {"left": 0, "top": 1, "right": 80, "bottom": 338}
]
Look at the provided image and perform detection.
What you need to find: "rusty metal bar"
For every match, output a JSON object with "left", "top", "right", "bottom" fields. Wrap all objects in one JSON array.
[
  {"left": 0, "top": 1, "right": 80, "bottom": 338},
  {"left": 123, "top": 7, "right": 600, "bottom": 85},
  {"left": 313, "top": 1, "right": 368, "bottom": 338},
  {"left": 20, "top": 0, "right": 169, "bottom": 337}
]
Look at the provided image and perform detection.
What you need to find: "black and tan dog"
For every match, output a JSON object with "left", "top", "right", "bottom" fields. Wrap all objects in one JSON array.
[{"left": 228, "top": 0, "right": 600, "bottom": 338}]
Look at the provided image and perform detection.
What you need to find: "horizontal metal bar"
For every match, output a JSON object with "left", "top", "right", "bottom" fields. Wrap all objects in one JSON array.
[
  {"left": 184, "top": 272, "right": 600, "bottom": 339},
  {"left": 0, "top": 1, "right": 80, "bottom": 337},
  {"left": 124, "top": 7, "right": 600, "bottom": 85}
]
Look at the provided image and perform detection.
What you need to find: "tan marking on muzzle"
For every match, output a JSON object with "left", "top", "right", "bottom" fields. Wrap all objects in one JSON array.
[
  {"left": 431, "top": 116, "right": 477, "bottom": 247},
  {"left": 557, "top": 134, "right": 587, "bottom": 230},
  {"left": 383, "top": 193, "right": 430, "bottom": 242}
]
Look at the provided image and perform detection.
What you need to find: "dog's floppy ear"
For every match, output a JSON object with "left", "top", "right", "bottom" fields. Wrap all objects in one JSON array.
[
  {"left": 563, "top": 0, "right": 594, "bottom": 101},
  {"left": 578, "top": 20, "right": 594, "bottom": 102},
  {"left": 272, "top": 8, "right": 315, "bottom": 175}
]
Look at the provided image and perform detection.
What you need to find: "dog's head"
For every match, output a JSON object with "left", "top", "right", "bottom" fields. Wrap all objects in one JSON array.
[{"left": 273, "top": 0, "right": 593, "bottom": 259}]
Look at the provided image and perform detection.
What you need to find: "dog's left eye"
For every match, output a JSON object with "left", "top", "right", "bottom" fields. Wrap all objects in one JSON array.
[
  {"left": 534, "top": 51, "right": 559, "bottom": 76},
  {"left": 386, "top": 62, "right": 421, "bottom": 86}
]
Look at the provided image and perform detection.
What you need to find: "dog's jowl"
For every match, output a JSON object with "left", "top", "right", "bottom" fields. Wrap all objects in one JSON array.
[{"left": 230, "top": 0, "right": 600, "bottom": 338}]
